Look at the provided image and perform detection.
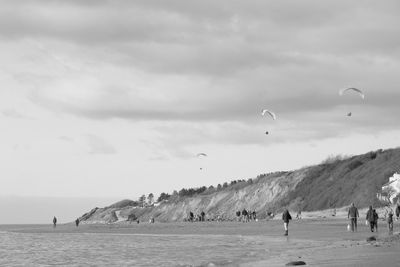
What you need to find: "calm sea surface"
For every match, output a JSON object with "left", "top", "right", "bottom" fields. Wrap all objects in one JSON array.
[{"left": 0, "top": 224, "right": 308, "bottom": 266}]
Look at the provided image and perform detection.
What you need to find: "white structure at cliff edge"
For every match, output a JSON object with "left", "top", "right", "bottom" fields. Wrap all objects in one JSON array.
[{"left": 377, "top": 173, "right": 400, "bottom": 204}]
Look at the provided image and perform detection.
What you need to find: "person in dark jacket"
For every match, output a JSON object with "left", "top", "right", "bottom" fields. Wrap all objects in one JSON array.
[
  {"left": 366, "top": 206, "right": 375, "bottom": 232},
  {"left": 373, "top": 209, "right": 379, "bottom": 232},
  {"left": 200, "top": 211, "right": 205, "bottom": 222},
  {"left": 282, "top": 209, "right": 292, "bottom": 236},
  {"left": 387, "top": 210, "right": 394, "bottom": 234},
  {"left": 348, "top": 203, "right": 359, "bottom": 232},
  {"left": 252, "top": 210, "right": 257, "bottom": 221},
  {"left": 189, "top": 211, "right": 194, "bottom": 222},
  {"left": 236, "top": 210, "right": 241, "bottom": 222},
  {"left": 53, "top": 216, "right": 57, "bottom": 228},
  {"left": 242, "top": 209, "right": 248, "bottom": 223}
]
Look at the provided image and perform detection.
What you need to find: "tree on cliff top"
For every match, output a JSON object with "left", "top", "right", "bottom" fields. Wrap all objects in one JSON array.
[
  {"left": 147, "top": 193, "right": 154, "bottom": 205},
  {"left": 138, "top": 194, "right": 146, "bottom": 207},
  {"left": 157, "top": 192, "right": 171, "bottom": 202}
]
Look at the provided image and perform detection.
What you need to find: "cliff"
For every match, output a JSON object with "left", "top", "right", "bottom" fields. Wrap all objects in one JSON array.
[{"left": 78, "top": 147, "right": 400, "bottom": 223}]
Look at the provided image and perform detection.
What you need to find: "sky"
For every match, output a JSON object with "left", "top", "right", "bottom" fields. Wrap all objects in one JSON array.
[{"left": 1, "top": 0, "right": 400, "bottom": 209}]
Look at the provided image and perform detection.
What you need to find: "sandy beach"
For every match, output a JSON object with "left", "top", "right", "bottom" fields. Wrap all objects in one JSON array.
[{"left": 2, "top": 216, "right": 399, "bottom": 266}]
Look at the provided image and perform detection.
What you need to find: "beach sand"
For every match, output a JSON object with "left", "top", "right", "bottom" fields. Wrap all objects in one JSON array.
[{"left": 2, "top": 216, "right": 399, "bottom": 266}]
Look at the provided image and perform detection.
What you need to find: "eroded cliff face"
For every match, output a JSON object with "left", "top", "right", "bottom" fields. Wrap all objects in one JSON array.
[
  {"left": 147, "top": 169, "right": 307, "bottom": 222},
  {"left": 78, "top": 148, "right": 400, "bottom": 224},
  {"left": 79, "top": 168, "right": 308, "bottom": 223}
]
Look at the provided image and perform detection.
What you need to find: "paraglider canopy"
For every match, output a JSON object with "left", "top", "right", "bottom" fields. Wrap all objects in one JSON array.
[
  {"left": 339, "top": 87, "right": 365, "bottom": 99},
  {"left": 261, "top": 109, "right": 276, "bottom": 120}
]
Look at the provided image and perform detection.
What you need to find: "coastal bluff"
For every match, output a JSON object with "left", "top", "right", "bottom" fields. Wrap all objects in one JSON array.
[{"left": 78, "top": 148, "right": 400, "bottom": 223}]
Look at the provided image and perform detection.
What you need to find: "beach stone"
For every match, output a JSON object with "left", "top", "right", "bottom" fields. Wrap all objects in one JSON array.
[
  {"left": 286, "top": 261, "right": 306, "bottom": 266},
  {"left": 366, "top": 236, "right": 376, "bottom": 242}
]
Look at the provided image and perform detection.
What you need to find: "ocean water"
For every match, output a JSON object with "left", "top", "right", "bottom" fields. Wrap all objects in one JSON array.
[{"left": 0, "top": 227, "right": 297, "bottom": 266}]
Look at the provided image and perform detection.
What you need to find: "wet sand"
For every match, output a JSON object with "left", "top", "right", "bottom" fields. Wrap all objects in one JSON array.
[{"left": 2, "top": 218, "right": 399, "bottom": 266}]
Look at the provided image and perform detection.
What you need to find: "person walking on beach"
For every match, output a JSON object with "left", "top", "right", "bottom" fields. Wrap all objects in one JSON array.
[
  {"left": 282, "top": 208, "right": 292, "bottom": 236},
  {"left": 366, "top": 206, "right": 375, "bottom": 232},
  {"left": 296, "top": 210, "right": 302, "bottom": 220},
  {"left": 189, "top": 211, "right": 194, "bottom": 222},
  {"left": 236, "top": 210, "right": 241, "bottom": 222},
  {"left": 75, "top": 218, "right": 79, "bottom": 227},
  {"left": 348, "top": 203, "right": 359, "bottom": 232},
  {"left": 53, "top": 216, "right": 57, "bottom": 228},
  {"left": 252, "top": 210, "right": 257, "bottom": 221},
  {"left": 373, "top": 209, "right": 379, "bottom": 232},
  {"left": 396, "top": 203, "right": 400, "bottom": 221},
  {"left": 201, "top": 211, "right": 205, "bottom": 222},
  {"left": 387, "top": 209, "right": 394, "bottom": 234},
  {"left": 242, "top": 209, "right": 248, "bottom": 222}
]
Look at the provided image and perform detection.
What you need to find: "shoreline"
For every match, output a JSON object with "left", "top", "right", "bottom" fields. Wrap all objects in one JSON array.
[{"left": 1, "top": 218, "right": 399, "bottom": 266}]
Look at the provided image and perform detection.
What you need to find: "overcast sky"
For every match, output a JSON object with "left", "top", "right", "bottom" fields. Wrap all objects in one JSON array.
[{"left": 1, "top": 0, "right": 400, "bottom": 202}]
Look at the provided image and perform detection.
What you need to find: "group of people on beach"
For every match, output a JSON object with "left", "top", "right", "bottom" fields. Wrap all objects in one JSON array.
[
  {"left": 51, "top": 201, "right": 400, "bottom": 237},
  {"left": 280, "top": 202, "right": 400, "bottom": 237},
  {"left": 236, "top": 209, "right": 257, "bottom": 222},
  {"left": 187, "top": 211, "right": 206, "bottom": 222},
  {"left": 347, "top": 202, "right": 400, "bottom": 234}
]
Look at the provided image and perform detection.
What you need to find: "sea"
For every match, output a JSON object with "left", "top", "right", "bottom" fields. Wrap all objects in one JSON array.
[{"left": 0, "top": 224, "right": 307, "bottom": 266}]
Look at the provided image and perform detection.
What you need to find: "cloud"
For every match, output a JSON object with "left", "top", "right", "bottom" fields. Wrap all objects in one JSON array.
[
  {"left": 84, "top": 134, "right": 116, "bottom": 155},
  {"left": 1, "top": 0, "right": 400, "bottom": 200},
  {"left": 59, "top": 136, "right": 74, "bottom": 142},
  {"left": 2, "top": 0, "right": 400, "bottom": 152},
  {"left": 2, "top": 109, "right": 26, "bottom": 119},
  {"left": 12, "top": 144, "right": 31, "bottom": 152},
  {"left": 1, "top": 1, "right": 399, "bottom": 76}
]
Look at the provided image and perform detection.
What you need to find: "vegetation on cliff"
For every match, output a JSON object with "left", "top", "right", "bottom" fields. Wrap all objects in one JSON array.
[{"left": 79, "top": 147, "right": 400, "bottom": 223}]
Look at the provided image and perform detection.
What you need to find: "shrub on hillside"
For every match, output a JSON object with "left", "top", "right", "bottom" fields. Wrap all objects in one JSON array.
[
  {"left": 108, "top": 200, "right": 139, "bottom": 209},
  {"left": 320, "top": 154, "right": 348, "bottom": 165},
  {"left": 207, "top": 185, "right": 215, "bottom": 191},
  {"left": 370, "top": 152, "right": 377, "bottom": 159},
  {"left": 347, "top": 160, "right": 363, "bottom": 171}
]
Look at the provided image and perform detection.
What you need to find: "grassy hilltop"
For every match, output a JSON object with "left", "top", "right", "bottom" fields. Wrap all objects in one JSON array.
[{"left": 79, "top": 147, "right": 400, "bottom": 223}]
